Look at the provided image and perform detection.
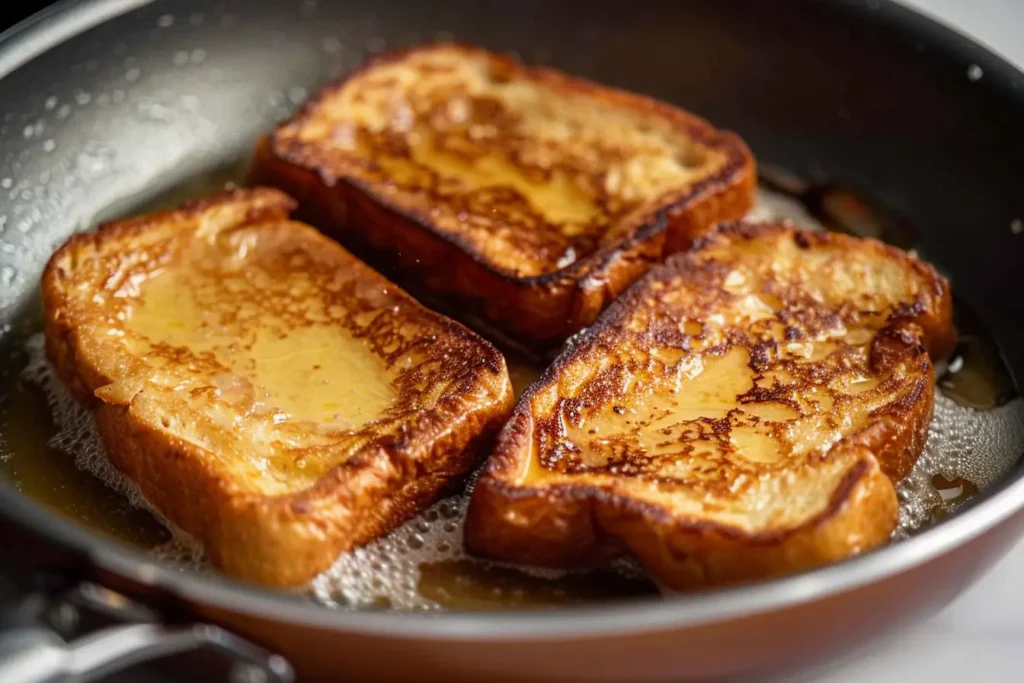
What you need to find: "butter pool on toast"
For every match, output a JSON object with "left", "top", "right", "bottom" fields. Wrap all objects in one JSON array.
[{"left": 42, "top": 188, "right": 513, "bottom": 587}]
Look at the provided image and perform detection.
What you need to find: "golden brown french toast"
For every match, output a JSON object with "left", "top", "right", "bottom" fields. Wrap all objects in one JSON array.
[
  {"left": 42, "top": 188, "right": 513, "bottom": 587},
  {"left": 250, "top": 42, "right": 755, "bottom": 353},
  {"left": 465, "top": 221, "right": 954, "bottom": 589}
]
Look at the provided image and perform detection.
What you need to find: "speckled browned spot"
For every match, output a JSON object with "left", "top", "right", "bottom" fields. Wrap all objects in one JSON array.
[{"left": 466, "top": 220, "right": 953, "bottom": 590}]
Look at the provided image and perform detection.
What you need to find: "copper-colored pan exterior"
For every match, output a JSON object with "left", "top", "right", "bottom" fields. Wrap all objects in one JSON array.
[{"left": 196, "top": 510, "right": 1024, "bottom": 682}]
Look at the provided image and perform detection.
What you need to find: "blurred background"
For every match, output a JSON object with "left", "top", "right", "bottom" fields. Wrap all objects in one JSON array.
[
  {"left": 5, "top": 1, "right": 59, "bottom": 29},
  {"left": 4, "top": 0, "right": 1020, "bottom": 70}
]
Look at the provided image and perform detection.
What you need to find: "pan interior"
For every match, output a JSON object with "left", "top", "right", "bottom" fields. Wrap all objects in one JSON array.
[
  {"left": 4, "top": 166, "right": 1022, "bottom": 610},
  {"left": 0, "top": 0, "right": 1023, "bottom": 612}
]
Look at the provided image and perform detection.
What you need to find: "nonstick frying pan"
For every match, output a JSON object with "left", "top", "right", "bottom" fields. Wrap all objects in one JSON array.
[{"left": 1, "top": 1, "right": 1023, "bottom": 681}]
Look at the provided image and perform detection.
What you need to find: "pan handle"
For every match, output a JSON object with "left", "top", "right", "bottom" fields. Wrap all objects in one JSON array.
[
  {"left": 0, "top": 622, "right": 294, "bottom": 683},
  {"left": 0, "top": 582, "right": 294, "bottom": 683}
]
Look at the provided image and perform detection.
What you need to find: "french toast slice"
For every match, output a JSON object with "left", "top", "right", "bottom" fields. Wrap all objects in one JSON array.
[
  {"left": 42, "top": 188, "right": 513, "bottom": 587},
  {"left": 250, "top": 42, "right": 755, "bottom": 353},
  {"left": 465, "top": 221, "right": 954, "bottom": 590}
]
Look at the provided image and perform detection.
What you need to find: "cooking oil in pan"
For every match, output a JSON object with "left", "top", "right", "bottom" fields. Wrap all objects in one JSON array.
[
  {"left": 1, "top": 168, "right": 1023, "bottom": 610},
  {"left": 11, "top": 336, "right": 657, "bottom": 608}
]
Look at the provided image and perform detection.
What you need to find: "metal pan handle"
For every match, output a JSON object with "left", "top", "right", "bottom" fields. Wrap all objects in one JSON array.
[
  {"left": 0, "top": 622, "right": 293, "bottom": 683},
  {"left": 0, "top": 582, "right": 293, "bottom": 683}
]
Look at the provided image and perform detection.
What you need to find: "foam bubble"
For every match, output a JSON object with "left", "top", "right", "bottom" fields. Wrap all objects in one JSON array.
[
  {"left": 21, "top": 336, "right": 207, "bottom": 572},
  {"left": 311, "top": 472, "right": 585, "bottom": 609},
  {"left": 894, "top": 392, "right": 1024, "bottom": 539},
  {"left": 310, "top": 493, "right": 473, "bottom": 609}
]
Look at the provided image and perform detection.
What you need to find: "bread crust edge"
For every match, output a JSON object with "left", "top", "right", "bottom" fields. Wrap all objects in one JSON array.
[
  {"left": 42, "top": 188, "right": 515, "bottom": 587},
  {"left": 250, "top": 43, "right": 757, "bottom": 352},
  {"left": 464, "top": 221, "right": 953, "bottom": 590}
]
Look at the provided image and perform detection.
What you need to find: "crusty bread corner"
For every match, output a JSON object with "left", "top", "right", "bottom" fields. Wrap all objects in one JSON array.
[
  {"left": 465, "top": 221, "right": 954, "bottom": 590},
  {"left": 467, "top": 435, "right": 901, "bottom": 584},
  {"left": 42, "top": 187, "right": 514, "bottom": 587},
  {"left": 250, "top": 42, "right": 756, "bottom": 353}
]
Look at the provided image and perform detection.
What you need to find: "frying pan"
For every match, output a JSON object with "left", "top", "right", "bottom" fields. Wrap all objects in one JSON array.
[{"left": 0, "top": 0, "right": 1023, "bottom": 681}]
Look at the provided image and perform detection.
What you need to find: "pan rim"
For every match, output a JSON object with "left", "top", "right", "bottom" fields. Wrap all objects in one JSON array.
[
  {"left": 1, "top": 0, "right": 1023, "bottom": 640},
  {"left": 5, "top": 470, "right": 1024, "bottom": 638}
]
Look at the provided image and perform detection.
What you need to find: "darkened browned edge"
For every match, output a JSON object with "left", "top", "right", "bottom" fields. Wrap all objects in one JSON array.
[
  {"left": 466, "top": 447, "right": 887, "bottom": 552},
  {"left": 464, "top": 220, "right": 952, "bottom": 583},
  {"left": 707, "top": 222, "right": 955, "bottom": 360},
  {"left": 94, "top": 375, "right": 511, "bottom": 587},
  {"left": 41, "top": 187, "right": 515, "bottom": 586},
  {"left": 251, "top": 42, "right": 757, "bottom": 350},
  {"left": 271, "top": 41, "right": 757, "bottom": 285}
]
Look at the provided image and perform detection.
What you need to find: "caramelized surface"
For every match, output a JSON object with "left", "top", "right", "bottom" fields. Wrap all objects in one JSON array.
[
  {"left": 275, "top": 43, "right": 733, "bottom": 278},
  {"left": 42, "top": 188, "right": 514, "bottom": 586},
  {"left": 524, "top": 226, "right": 950, "bottom": 515},
  {"left": 467, "top": 221, "right": 954, "bottom": 586},
  {"left": 45, "top": 189, "right": 510, "bottom": 497}
]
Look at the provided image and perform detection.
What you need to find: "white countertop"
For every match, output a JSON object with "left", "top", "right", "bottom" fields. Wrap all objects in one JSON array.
[
  {"left": 792, "top": 1, "right": 1024, "bottom": 681},
  {"left": 900, "top": 0, "right": 1023, "bottom": 70},
  {"left": 789, "top": 538, "right": 1024, "bottom": 681}
]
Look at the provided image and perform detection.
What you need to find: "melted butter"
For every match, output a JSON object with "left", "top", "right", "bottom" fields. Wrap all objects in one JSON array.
[
  {"left": 384, "top": 144, "right": 602, "bottom": 230},
  {"left": 618, "top": 348, "right": 796, "bottom": 465},
  {"left": 418, "top": 560, "right": 658, "bottom": 609},
  {"left": 728, "top": 426, "right": 782, "bottom": 464},
  {"left": 640, "top": 348, "right": 764, "bottom": 422},
  {"left": 931, "top": 472, "right": 979, "bottom": 504},
  {"left": 126, "top": 265, "right": 396, "bottom": 428},
  {"left": 527, "top": 336, "right": 897, "bottom": 485},
  {"left": 249, "top": 329, "right": 394, "bottom": 426},
  {"left": 929, "top": 473, "right": 981, "bottom": 522},
  {"left": 0, "top": 374, "right": 170, "bottom": 548},
  {"left": 523, "top": 348, "right": 803, "bottom": 482},
  {"left": 300, "top": 46, "right": 718, "bottom": 277},
  {"left": 938, "top": 302, "right": 1018, "bottom": 409}
]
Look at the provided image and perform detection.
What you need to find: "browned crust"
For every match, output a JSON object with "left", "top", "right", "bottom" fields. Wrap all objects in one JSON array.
[
  {"left": 249, "top": 42, "right": 756, "bottom": 353},
  {"left": 464, "top": 221, "right": 953, "bottom": 590},
  {"left": 42, "top": 188, "right": 514, "bottom": 587}
]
